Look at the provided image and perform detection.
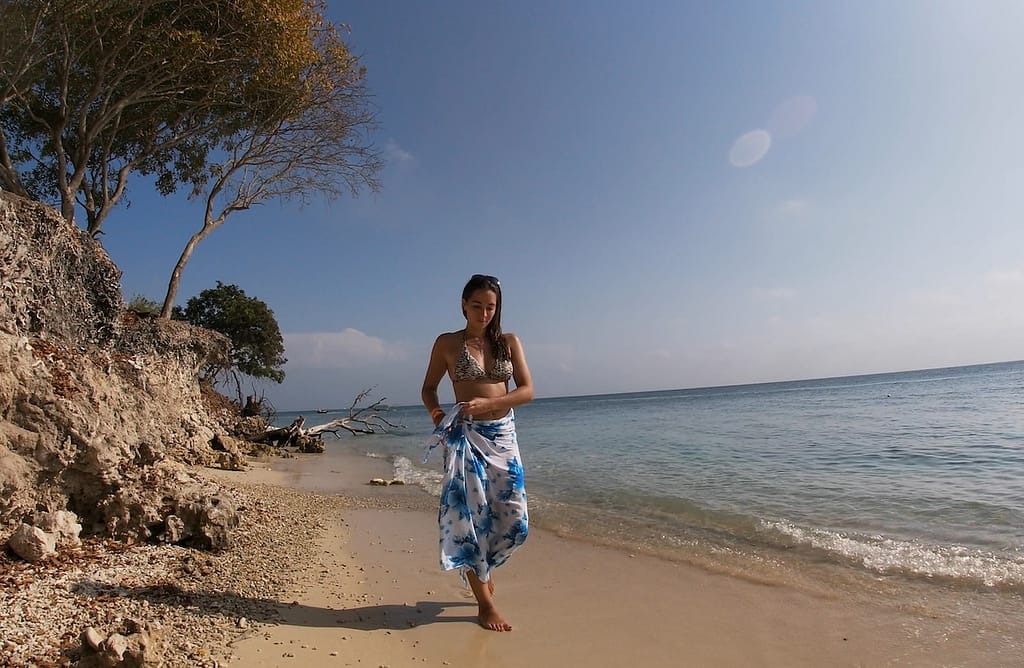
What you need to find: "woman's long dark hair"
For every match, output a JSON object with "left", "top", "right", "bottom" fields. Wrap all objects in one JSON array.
[{"left": 462, "top": 274, "right": 509, "bottom": 360}]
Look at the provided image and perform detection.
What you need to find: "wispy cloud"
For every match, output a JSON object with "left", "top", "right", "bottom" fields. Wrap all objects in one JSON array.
[
  {"left": 766, "top": 95, "right": 817, "bottom": 138},
  {"left": 984, "top": 268, "right": 1024, "bottom": 285},
  {"left": 773, "top": 199, "right": 810, "bottom": 218},
  {"left": 910, "top": 289, "right": 963, "bottom": 308},
  {"left": 384, "top": 139, "right": 414, "bottom": 165},
  {"left": 752, "top": 286, "right": 797, "bottom": 301},
  {"left": 284, "top": 328, "right": 409, "bottom": 369}
]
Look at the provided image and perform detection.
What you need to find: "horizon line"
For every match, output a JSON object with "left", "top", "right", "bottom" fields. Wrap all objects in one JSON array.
[{"left": 277, "top": 358, "right": 1024, "bottom": 413}]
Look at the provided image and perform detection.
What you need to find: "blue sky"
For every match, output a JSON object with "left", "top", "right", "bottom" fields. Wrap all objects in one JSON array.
[{"left": 100, "top": 1, "right": 1024, "bottom": 410}]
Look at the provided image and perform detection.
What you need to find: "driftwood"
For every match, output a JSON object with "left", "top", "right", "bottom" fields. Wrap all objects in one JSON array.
[
  {"left": 255, "top": 389, "right": 402, "bottom": 453},
  {"left": 252, "top": 416, "right": 306, "bottom": 446},
  {"left": 241, "top": 394, "right": 263, "bottom": 417},
  {"left": 306, "top": 388, "right": 402, "bottom": 437}
]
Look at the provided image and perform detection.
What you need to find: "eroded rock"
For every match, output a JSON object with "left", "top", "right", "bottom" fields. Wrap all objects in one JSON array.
[
  {"left": 7, "top": 523, "right": 56, "bottom": 562},
  {"left": 212, "top": 433, "right": 247, "bottom": 470},
  {"left": 89, "top": 462, "right": 240, "bottom": 548},
  {"left": 1, "top": 191, "right": 235, "bottom": 544},
  {"left": 77, "top": 618, "right": 163, "bottom": 667},
  {"left": 35, "top": 509, "right": 83, "bottom": 546}
]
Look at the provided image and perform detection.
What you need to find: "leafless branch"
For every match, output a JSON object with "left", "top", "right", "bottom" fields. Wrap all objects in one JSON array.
[{"left": 306, "top": 390, "right": 402, "bottom": 438}]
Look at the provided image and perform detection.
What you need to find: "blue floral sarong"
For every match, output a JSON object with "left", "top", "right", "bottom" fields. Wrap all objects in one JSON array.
[{"left": 423, "top": 404, "right": 528, "bottom": 582}]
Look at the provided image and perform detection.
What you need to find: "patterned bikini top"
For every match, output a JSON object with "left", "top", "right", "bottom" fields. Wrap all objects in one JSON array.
[{"left": 452, "top": 333, "right": 513, "bottom": 383}]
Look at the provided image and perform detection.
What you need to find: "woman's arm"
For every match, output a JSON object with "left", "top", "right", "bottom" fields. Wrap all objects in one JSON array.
[{"left": 421, "top": 334, "right": 450, "bottom": 425}]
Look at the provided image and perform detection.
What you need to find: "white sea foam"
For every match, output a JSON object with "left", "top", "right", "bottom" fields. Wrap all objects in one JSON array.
[
  {"left": 762, "top": 519, "right": 1024, "bottom": 588},
  {"left": 392, "top": 455, "right": 443, "bottom": 497}
]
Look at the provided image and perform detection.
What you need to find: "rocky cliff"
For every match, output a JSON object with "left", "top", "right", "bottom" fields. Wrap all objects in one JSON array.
[{"left": 0, "top": 191, "right": 242, "bottom": 549}]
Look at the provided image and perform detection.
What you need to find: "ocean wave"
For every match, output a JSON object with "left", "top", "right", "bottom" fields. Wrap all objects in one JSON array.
[
  {"left": 392, "top": 455, "right": 443, "bottom": 497},
  {"left": 761, "top": 519, "right": 1024, "bottom": 589}
]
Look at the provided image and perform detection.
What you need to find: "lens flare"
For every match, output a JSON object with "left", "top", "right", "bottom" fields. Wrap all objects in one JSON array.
[{"left": 729, "top": 129, "right": 772, "bottom": 167}]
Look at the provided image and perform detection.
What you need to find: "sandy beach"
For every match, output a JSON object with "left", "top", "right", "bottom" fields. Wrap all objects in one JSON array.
[
  {"left": 203, "top": 451, "right": 1015, "bottom": 668},
  {"left": 4, "top": 446, "right": 1016, "bottom": 667}
]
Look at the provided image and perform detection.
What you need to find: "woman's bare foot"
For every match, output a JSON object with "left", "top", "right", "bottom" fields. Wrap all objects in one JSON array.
[
  {"left": 466, "top": 571, "right": 509, "bottom": 630},
  {"left": 478, "top": 605, "right": 512, "bottom": 632}
]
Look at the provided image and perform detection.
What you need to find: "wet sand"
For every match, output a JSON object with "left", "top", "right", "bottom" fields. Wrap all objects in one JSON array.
[{"left": 213, "top": 451, "right": 1015, "bottom": 667}]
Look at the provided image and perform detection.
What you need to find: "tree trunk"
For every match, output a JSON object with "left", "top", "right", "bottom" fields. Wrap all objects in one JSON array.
[
  {"left": 160, "top": 223, "right": 215, "bottom": 318},
  {"left": 252, "top": 416, "right": 305, "bottom": 446},
  {"left": 59, "top": 188, "right": 76, "bottom": 225},
  {"left": 242, "top": 395, "right": 263, "bottom": 418},
  {"left": 0, "top": 137, "right": 30, "bottom": 197}
]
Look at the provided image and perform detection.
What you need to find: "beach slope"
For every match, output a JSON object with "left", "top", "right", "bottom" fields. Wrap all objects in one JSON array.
[{"left": 222, "top": 462, "right": 1003, "bottom": 668}]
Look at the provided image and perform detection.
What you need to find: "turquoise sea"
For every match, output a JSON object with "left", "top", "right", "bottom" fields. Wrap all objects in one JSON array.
[{"left": 277, "top": 360, "right": 1024, "bottom": 640}]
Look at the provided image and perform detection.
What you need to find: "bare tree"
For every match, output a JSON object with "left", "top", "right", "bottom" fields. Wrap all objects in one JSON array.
[
  {"left": 159, "top": 32, "right": 381, "bottom": 317},
  {"left": 0, "top": 2, "right": 49, "bottom": 197},
  {"left": 0, "top": 0, "right": 346, "bottom": 234}
]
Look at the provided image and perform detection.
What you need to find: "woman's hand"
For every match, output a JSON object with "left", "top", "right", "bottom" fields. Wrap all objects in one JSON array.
[{"left": 460, "top": 397, "right": 494, "bottom": 417}]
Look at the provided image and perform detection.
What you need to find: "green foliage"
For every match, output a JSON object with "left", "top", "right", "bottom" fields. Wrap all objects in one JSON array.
[
  {"left": 126, "top": 294, "right": 162, "bottom": 316},
  {"left": 176, "top": 282, "right": 286, "bottom": 384}
]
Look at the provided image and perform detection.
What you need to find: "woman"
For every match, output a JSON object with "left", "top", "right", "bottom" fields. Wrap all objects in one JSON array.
[{"left": 421, "top": 273, "right": 534, "bottom": 632}]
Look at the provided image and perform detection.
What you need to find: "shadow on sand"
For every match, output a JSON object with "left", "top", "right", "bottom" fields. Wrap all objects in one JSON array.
[{"left": 72, "top": 579, "right": 477, "bottom": 631}]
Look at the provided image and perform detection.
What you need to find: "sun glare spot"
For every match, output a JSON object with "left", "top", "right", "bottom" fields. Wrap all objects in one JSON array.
[
  {"left": 767, "top": 95, "right": 817, "bottom": 138},
  {"left": 729, "top": 129, "right": 772, "bottom": 167}
]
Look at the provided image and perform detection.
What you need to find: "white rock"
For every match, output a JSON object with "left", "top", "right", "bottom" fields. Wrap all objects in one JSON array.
[
  {"left": 7, "top": 523, "right": 57, "bottom": 562},
  {"left": 82, "top": 626, "right": 104, "bottom": 650},
  {"left": 101, "top": 633, "right": 129, "bottom": 660},
  {"left": 36, "top": 510, "right": 82, "bottom": 546}
]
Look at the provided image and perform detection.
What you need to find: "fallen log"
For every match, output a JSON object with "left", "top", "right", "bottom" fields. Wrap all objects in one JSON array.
[
  {"left": 251, "top": 416, "right": 305, "bottom": 447},
  {"left": 256, "top": 389, "right": 403, "bottom": 450}
]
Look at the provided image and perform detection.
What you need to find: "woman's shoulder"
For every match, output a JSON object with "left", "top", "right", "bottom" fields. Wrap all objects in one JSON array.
[
  {"left": 500, "top": 332, "right": 523, "bottom": 348},
  {"left": 435, "top": 330, "right": 464, "bottom": 347}
]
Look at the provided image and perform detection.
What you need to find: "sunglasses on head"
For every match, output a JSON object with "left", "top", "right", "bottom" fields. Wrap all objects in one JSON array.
[{"left": 471, "top": 274, "right": 500, "bottom": 286}]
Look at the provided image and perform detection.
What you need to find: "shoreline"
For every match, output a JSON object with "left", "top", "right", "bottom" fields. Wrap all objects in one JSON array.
[
  {"left": 219, "top": 453, "right": 1020, "bottom": 666},
  {"left": 3, "top": 451, "right": 1020, "bottom": 666}
]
